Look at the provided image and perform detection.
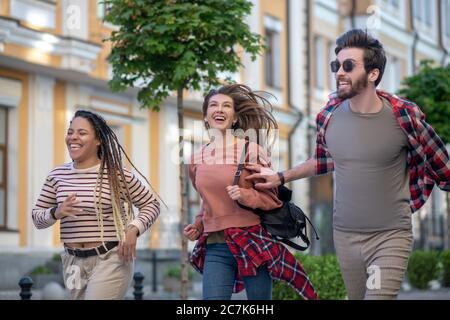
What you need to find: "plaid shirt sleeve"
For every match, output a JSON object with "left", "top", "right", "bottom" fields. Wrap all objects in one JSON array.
[
  {"left": 315, "top": 104, "right": 336, "bottom": 175},
  {"left": 410, "top": 104, "right": 450, "bottom": 191}
]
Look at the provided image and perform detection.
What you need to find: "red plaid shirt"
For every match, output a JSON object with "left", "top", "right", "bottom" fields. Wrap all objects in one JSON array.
[
  {"left": 190, "top": 225, "right": 318, "bottom": 300},
  {"left": 315, "top": 90, "right": 450, "bottom": 212}
]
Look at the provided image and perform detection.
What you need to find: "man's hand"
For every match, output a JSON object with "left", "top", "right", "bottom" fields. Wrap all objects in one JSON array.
[
  {"left": 226, "top": 185, "right": 242, "bottom": 201},
  {"left": 54, "top": 193, "right": 83, "bottom": 219},
  {"left": 118, "top": 225, "right": 139, "bottom": 263},
  {"left": 245, "top": 164, "right": 280, "bottom": 190},
  {"left": 183, "top": 224, "right": 201, "bottom": 241}
]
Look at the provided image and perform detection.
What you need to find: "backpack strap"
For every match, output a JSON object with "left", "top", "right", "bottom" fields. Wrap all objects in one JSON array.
[
  {"left": 233, "top": 140, "right": 249, "bottom": 186},
  {"left": 304, "top": 213, "right": 320, "bottom": 240},
  {"left": 279, "top": 238, "right": 309, "bottom": 251}
]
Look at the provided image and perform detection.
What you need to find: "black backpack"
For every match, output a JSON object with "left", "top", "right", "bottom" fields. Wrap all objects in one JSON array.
[{"left": 234, "top": 141, "right": 319, "bottom": 251}]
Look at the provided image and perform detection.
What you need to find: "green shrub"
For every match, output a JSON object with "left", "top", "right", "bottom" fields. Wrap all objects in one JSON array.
[
  {"left": 272, "top": 281, "right": 298, "bottom": 300},
  {"left": 272, "top": 254, "right": 346, "bottom": 300},
  {"left": 407, "top": 250, "right": 440, "bottom": 289},
  {"left": 30, "top": 265, "right": 53, "bottom": 276},
  {"left": 165, "top": 264, "right": 194, "bottom": 280},
  {"left": 52, "top": 253, "right": 61, "bottom": 262},
  {"left": 440, "top": 250, "right": 450, "bottom": 287}
]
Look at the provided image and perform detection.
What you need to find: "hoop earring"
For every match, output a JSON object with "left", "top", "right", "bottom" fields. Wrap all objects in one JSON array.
[{"left": 204, "top": 121, "right": 210, "bottom": 129}]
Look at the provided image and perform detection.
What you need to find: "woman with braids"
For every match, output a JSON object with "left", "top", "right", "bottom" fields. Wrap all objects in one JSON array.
[
  {"left": 183, "top": 84, "right": 317, "bottom": 300},
  {"left": 32, "top": 110, "right": 161, "bottom": 300}
]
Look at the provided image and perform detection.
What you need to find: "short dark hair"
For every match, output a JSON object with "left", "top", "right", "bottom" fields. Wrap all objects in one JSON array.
[{"left": 335, "top": 29, "right": 386, "bottom": 87}]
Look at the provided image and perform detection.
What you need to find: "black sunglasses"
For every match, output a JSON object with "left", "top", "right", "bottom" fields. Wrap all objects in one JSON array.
[{"left": 330, "top": 59, "right": 360, "bottom": 73}]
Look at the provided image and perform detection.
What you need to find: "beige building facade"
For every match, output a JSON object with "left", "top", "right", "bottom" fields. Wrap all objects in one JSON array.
[{"left": 0, "top": 0, "right": 448, "bottom": 256}]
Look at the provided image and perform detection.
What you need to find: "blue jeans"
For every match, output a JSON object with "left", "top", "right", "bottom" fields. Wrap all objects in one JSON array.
[{"left": 202, "top": 243, "right": 272, "bottom": 300}]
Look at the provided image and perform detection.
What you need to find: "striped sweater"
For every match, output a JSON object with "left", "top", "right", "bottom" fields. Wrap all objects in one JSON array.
[{"left": 32, "top": 162, "right": 160, "bottom": 243}]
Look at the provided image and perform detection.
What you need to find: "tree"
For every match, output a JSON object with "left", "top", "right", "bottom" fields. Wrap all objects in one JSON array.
[
  {"left": 104, "top": 0, "right": 264, "bottom": 298},
  {"left": 398, "top": 60, "right": 450, "bottom": 249}
]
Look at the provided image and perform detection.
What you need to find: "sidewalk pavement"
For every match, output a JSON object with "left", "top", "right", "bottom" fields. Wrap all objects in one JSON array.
[
  {"left": 131, "top": 280, "right": 450, "bottom": 300},
  {"left": 2, "top": 281, "right": 450, "bottom": 300},
  {"left": 397, "top": 288, "right": 450, "bottom": 300}
]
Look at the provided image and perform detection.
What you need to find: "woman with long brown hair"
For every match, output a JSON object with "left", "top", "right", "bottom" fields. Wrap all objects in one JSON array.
[
  {"left": 183, "top": 84, "right": 317, "bottom": 300},
  {"left": 32, "top": 110, "right": 161, "bottom": 299}
]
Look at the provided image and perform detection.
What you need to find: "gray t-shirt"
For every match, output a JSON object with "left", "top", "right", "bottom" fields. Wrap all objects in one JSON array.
[{"left": 325, "top": 98, "right": 411, "bottom": 232}]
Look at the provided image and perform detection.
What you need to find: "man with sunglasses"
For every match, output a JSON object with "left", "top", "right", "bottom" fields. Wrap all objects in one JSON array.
[{"left": 247, "top": 29, "right": 450, "bottom": 299}]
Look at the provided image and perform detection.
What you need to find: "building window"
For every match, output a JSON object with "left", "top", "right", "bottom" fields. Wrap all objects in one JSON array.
[
  {"left": 379, "top": 0, "right": 405, "bottom": 25},
  {"left": 277, "top": 139, "right": 288, "bottom": 173},
  {"left": 97, "top": 0, "right": 112, "bottom": 19},
  {"left": 381, "top": 0, "right": 400, "bottom": 9},
  {"left": 328, "top": 40, "right": 335, "bottom": 92},
  {"left": 413, "top": 0, "right": 434, "bottom": 27},
  {"left": 10, "top": 0, "right": 57, "bottom": 30},
  {"left": 264, "top": 29, "right": 282, "bottom": 88},
  {"left": 413, "top": 0, "right": 422, "bottom": 20},
  {"left": 424, "top": 1, "right": 432, "bottom": 26},
  {"left": 264, "top": 16, "right": 282, "bottom": 89},
  {"left": 445, "top": 0, "right": 450, "bottom": 37},
  {"left": 314, "top": 36, "right": 324, "bottom": 90},
  {"left": 109, "top": 124, "right": 125, "bottom": 146},
  {"left": 0, "top": 107, "right": 7, "bottom": 229},
  {"left": 382, "top": 55, "right": 401, "bottom": 93}
]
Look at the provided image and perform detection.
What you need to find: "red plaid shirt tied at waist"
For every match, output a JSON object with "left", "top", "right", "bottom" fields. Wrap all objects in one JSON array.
[{"left": 190, "top": 225, "right": 318, "bottom": 300}]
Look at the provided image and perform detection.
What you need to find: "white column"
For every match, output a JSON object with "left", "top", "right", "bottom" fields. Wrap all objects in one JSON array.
[
  {"left": 130, "top": 104, "right": 152, "bottom": 248},
  {"left": 288, "top": 0, "right": 307, "bottom": 114},
  {"left": 158, "top": 103, "right": 181, "bottom": 249},
  {"left": 242, "top": 0, "right": 261, "bottom": 88},
  {"left": 27, "top": 75, "right": 55, "bottom": 248},
  {"left": 288, "top": 0, "right": 310, "bottom": 216}
]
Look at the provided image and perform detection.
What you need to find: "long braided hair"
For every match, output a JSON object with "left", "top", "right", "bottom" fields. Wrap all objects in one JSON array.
[{"left": 72, "top": 110, "right": 162, "bottom": 242}]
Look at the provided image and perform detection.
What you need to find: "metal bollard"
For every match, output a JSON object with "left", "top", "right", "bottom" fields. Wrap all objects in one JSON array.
[
  {"left": 18, "top": 276, "right": 34, "bottom": 300},
  {"left": 133, "top": 271, "right": 144, "bottom": 300}
]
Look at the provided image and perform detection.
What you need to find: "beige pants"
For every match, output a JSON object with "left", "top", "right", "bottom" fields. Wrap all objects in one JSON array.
[
  {"left": 61, "top": 246, "right": 134, "bottom": 300},
  {"left": 333, "top": 228, "right": 413, "bottom": 300}
]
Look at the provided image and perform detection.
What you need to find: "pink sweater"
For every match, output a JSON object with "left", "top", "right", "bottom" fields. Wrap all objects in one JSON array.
[{"left": 189, "top": 140, "right": 282, "bottom": 233}]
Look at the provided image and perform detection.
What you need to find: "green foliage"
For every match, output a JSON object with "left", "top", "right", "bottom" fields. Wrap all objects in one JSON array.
[
  {"left": 398, "top": 60, "right": 450, "bottom": 144},
  {"left": 440, "top": 250, "right": 450, "bottom": 287},
  {"left": 272, "top": 254, "right": 347, "bottom": 300},
  {"left": 165, "top": 264, "right": 194, "bottom": 280},
  {"left": 30, "top": 265, "right": 53, "bottom": 276},
  {"left": 52, "top": 253, "right": 61, "bottom": 262},
  {"left": 104, "top": 0, "right": 265, "bottom": 110},
  {"left": 407, "top": 250, "right": 440, "bottom": 289},
  {"left": 272, "top": 281, "right": 300, "bottom": 300}
]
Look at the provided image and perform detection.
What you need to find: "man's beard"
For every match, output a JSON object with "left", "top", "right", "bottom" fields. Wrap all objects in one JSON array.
[{"left": 336, "top": 74, "right": 369, "bottom": 100}]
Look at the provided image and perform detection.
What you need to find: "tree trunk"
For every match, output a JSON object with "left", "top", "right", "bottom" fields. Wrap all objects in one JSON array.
[{"left": 177, "top": 88, "right": 189, "bottom": 299}]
